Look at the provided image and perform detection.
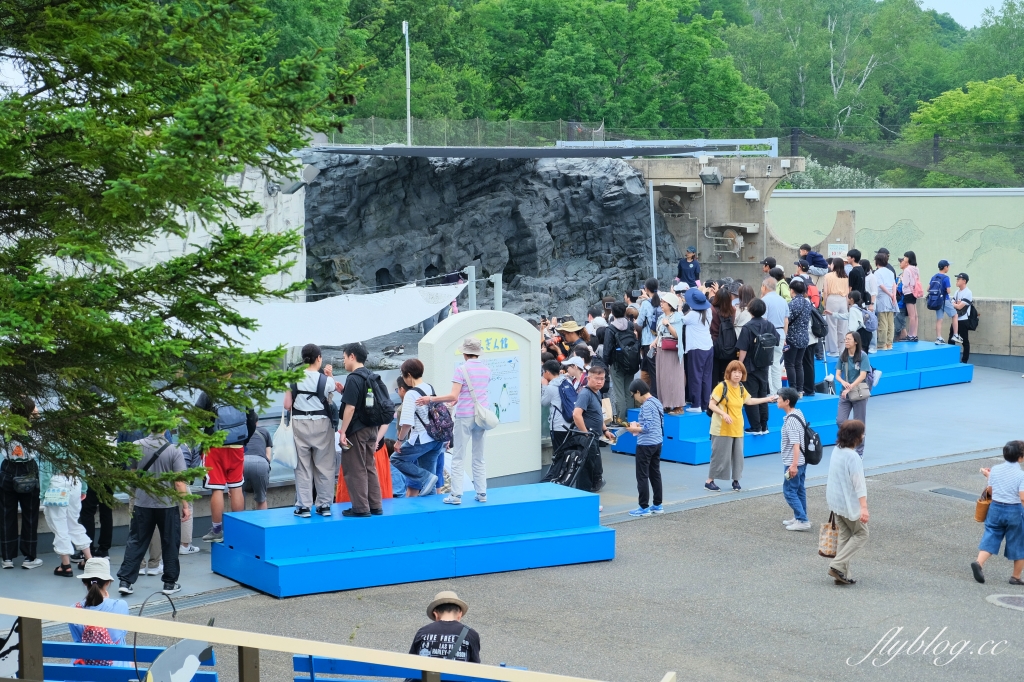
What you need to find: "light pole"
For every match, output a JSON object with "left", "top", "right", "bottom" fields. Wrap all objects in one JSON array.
[
  {"left": 648, "top": 181, "right": 658, "bottom": 279},
  {"left": 403, "top": 20, "right": 411, "bottom": 146}
]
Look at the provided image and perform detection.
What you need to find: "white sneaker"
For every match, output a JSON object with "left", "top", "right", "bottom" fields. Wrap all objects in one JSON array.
[
  {"left": 2, "top": 559, "right": 13, "bottom": 569},
  {"left": 475, "top": 493, "right": 487, "bottom": 503},
  {"left": 951, "top": 334, "right": 963, "bottom": 344},
  {"left": 685, "top": 407, "right": 702, "bottom": 413},
  {"left": 787, "top": 520, "right": 812, "bottom": 531},
  {"left": 443, "top": 495, "right": 462, "bottom": 505},
  {"left": 146, "top": 561, "right": 163, "bottom": 576},
  {"left": 935, "top": 337, "right": 946, "bottom": 344},
  {"left": 782, "top": 518, "right": 796, "bottom": 526},
  {"left": 21, "top": 558, "right": 43, "bottom": 569},
  {"left": 178, "top": 544, "right": 201, "bottom": 556}
]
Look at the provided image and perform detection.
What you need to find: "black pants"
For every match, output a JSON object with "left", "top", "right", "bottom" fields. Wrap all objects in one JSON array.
[
  {"left": 743, "top": 369, "right": 770, "bottom": 431},
  {"left": 803, "top": 341, "right": 820, "bottom": 394},
  {"left": 117, "top": 506, "right": 181, "bottom": 585},
  {"left": 79, "top": 486, "right": 113, "bottom": 557},
  {"left": 575, "top": 440, "right": 604, "bottom": 492},
  {"left": 711, "top": 357, "right": 728, "bottom": 388},
  {"left": 857, "top": 327, "right": 872, "bottom": 354},
  {"left": 950, "top": 324, "right": 970, "bottom": 362},
  {"left": 784, "top": 345, "right": 807, "bottom": 395},
  {"left": 543, "top": 431, "right": 569, "bottom": 482},
  {"left": 635, "top": 444, "right": 663, "bottom": 508},
  {"left": 640, "top": 347, "right": 657, "bottom": 399},
  {"left": 0, "top": 462, "right": 39, "bottom": 561}
]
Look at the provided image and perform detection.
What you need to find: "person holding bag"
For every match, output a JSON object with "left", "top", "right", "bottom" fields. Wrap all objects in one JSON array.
[
  {"left": 655, "top": 293, "right": 687, "bottom": 414},
  {"left": 835, "top": 332, "right": 871, "bottom": 458},
  {"left": 825, "top": 420, "right": 869, "bottom": 586},
  {"left": 970, "top": 440, "right": 1024, "bottom": 585},
  {"left": 1, "top": 397, "right": 42, "bottom": 569},
  {"left": 419, "top": 338, "right": 493, "bottom": 505},
  {"left": 40, "top": 457, "right": 93, "bottom": 577}
]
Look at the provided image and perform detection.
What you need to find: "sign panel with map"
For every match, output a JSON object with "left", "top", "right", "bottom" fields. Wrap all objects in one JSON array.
[{"left": 454, "top": 329, "right": 522, "bottom": 424}]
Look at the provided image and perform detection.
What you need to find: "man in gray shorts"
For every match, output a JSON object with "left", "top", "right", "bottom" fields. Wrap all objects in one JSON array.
[{"left": 242, "top": 425, "right": 273, "bottom": 510}]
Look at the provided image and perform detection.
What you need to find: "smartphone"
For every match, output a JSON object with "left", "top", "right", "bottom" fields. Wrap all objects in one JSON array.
[
  {"left": 604, "top": 301, "right": 613, "bottom": 309},
  {"left": 631, "top": 289, "right": 642, "bottom": 298}
]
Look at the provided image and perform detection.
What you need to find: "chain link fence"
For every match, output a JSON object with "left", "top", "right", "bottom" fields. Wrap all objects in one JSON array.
[{"left": 329, "top": 118, "right": 605, "bottom": 146}]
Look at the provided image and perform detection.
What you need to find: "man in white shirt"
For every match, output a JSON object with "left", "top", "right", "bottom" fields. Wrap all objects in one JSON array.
[
  {"left": 949, "top": 273, "right": 973, "bottom": 362},
  {"left": 282, "top": 343, "right": 337, "bottom": 518},
  {"left": 760, "top": 277, "right": 789, "bottom": 395}
]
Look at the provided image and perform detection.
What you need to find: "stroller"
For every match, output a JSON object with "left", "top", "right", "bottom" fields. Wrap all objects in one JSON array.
[{"left": 544, "top": 430, "right": 598, "bottom": 489}]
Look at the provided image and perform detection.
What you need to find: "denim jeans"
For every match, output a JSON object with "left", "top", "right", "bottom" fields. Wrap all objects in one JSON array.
[
  {"left": 979, "top": 501, "right": 1024, "bottom": 560},
  {"left": 782, "top": 464, "right": 807, "bottom": 522},
  {"left": 391, "top": 439, "right": 442, "bottom": 493}
]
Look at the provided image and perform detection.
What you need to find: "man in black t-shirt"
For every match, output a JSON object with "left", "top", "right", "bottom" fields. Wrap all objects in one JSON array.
[
  {"left": 572, "top": 365, "right": 614, "bottom": 493},
  {"left": 410, "top": 591, "right": 481, "bottom": 664},
  {"left": 736, "top": 298, "right": 779, "bottom": 435}
]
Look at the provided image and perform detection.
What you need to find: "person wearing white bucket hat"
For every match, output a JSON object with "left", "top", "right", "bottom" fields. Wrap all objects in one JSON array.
[
  {"left": 654, "top": 292, "right": 687, "bottom": 413},
  {"left": 409, "top": 591, "right": 481, "bottom": 663},
  {"left": 418, "top": 338, "right": 492, "bottom": 505},
  {"left": 70, "top": 557, "right": 130, "bottom": 654}
]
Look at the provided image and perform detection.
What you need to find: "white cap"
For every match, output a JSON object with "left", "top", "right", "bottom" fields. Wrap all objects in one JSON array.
[{"left": 561, "top": 356, "right": 585, "bottom": 370}]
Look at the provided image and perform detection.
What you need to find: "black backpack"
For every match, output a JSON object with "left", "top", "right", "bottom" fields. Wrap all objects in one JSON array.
[
  {"left": 714, "top": 315, "right": 738, "bottom": 361},
  {"left": 966, "top": 299, "right": 979, "bottom": 331},
  {"left": 751, "top": 327, "right": 778, "bottom": 369},
  {"left": 706, "top": 381, "right": 747, "bottom": 418},
  {"left": 291, "top": 372, "right": 340, "bottom": 429},
  {"left": 785, "top": 412, "right": 822, "bottom": 465},
  {"left": 351, "top": 368, "right": 395, "bottom": 427},
  {"left": 809, "top": 305, "right": 827, "bottom": 339},
  {"left": 611, "top": 324, "right": 641, "bottom": 374}
]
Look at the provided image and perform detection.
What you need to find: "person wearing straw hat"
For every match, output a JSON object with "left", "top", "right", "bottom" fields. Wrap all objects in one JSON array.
[
  {"left": 419, "top": 338, "right": 492, "bottom": 505},
  {"left": 410, "top": 591, "right": 481, "bottom": 663},
  {"left": 71, "top": 557, "right": 130, "bottom": 654},
  {"left": 554, "top": 320, "right": 589, "bottom": 359}
]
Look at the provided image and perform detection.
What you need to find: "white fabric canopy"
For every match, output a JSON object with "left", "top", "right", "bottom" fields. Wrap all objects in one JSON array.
[{"left": 231, "top": 282, "right": 466, "bottom": 351}]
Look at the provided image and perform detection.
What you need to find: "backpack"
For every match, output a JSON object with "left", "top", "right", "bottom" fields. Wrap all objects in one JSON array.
[
  {"left": 291, "top": 373, "right": 331, "bottom": 419},
  {"left": 410, "top": 386, "right": 454, "bottom": 442},
  {"left": 215, "top": 405, "right": 249, "bottom": 446},
  {"left": 610, "top": 324, "right": 641, "bottom": 374},
  {"left": 785, "top": 413, "right": 822, "bottom": 465},
  {"left": 967, "top": 299, "right": 979, "bottom": 331},
  {"left": 925, "top": 274, "right": 946, "bottom": 310},
  {"left": 809, "top": 305, "right": 827, "bottom": 339},
  {"left": 714, "top": 315, "right": 738, "bottom": 361},
  {"left": 751, "top": 326, "right": 778, "bottom": 369},
  {"left": 645, "top": 304, "right": 663, "bottom": 335},
  {"left": 862, "top": 306, "right": 878, "bottom": 332},
  {"left": 806, "top": 282, "right": 821, "bottom": 308},
  {"left": 352, "top": 368, "right": 396, "bottom": 427},
  {"left": 556, "top": 378, "right": 579, "bottom": 423},
  {"left": 706, "top": 381, "right": 747, "bottom": 418}
]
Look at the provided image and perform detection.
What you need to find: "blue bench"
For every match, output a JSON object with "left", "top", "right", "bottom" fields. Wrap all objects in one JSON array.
[
  {"left": 293, "top": 656, "right": 522, "bottom": 682},
  {"left": 41, "top": 641, "right": 217, "bottom": 682}
]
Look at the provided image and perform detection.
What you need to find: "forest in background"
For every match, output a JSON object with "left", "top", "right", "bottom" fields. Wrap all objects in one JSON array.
[{"left": 265, "top": 0, "right": 1024, "bottom": 187}]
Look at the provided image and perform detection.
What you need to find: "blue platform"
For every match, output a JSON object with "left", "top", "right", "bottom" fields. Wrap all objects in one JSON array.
[
  {"left": 211, "top": 484, "right": 614, "bottom": 597},
  {"left": 612, "top": 342, "right": 971, "bottom": 465}
]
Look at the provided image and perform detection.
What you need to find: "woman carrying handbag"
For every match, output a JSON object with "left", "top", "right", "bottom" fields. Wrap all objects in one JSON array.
[
  {"left": 835, "top": 332, "right": 871, "bottom": 458},
  {"left": 655, "top": 293, "right": 687, "bottom": 414},
  {"left": 970, "top": 440, "right": 1024, "bottom": 585}
]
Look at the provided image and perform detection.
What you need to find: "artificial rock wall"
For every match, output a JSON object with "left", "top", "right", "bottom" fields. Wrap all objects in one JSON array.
[{"left": 301, "top": 153, "right": 678, "bottom": 320}]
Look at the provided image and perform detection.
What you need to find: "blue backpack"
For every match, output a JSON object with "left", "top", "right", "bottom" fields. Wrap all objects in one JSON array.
[
  {"left": 215, "top": 405, "right": 249, "bottom": 446},
  {"left": 557, "top": 378, "right": 579, "bottom": 422},
  {"left": 926, "top": 274, "right": 946, "bottom": 311}
]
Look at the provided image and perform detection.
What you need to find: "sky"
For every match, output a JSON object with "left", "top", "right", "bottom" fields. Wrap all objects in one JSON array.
[{"left": 920, "top": 0, "right": 991, "bottom": 28}]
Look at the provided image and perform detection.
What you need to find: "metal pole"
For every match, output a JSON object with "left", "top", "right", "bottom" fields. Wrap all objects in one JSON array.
[
  {"left": 238, "top": 646, "right": 260, "bottom": 682},
  {"left": 403, "top": 21, "right": 411, "bottom": 146},
  {"left": 489, "top": 273, "right": 503, "bottom": 311},
  {"left": 648, "top": 181, "right": 657, "bottom": 279},
  {"left": 466, "top": 265, "right": 476, "bottom": 311},
  {"left": 17, "top": 617, "right": 43, "bottom": 681}
]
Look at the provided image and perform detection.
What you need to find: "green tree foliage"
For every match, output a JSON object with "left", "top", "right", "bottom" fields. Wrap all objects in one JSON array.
[{"left": 0, "top": 0, "right": 359, "bottom": 496}]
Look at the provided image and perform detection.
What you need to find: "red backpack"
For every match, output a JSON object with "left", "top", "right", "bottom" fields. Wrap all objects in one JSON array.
[{"left": 73, "top": 603, "right": 115, "bottom": 666}]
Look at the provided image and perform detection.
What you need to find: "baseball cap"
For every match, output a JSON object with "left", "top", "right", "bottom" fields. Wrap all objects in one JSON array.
[
  {"left": 956, "top": 272, "right": 969, "bottom": 282},
  {"left": 875, "top": 247, "right": 890, "bottom": 254},
  {"left": 938, "top": 259, "right": 950, "bottom": 269},
  {"left": 561, "top": 356, "right": 585, "bottom": 370},
  {"left": 672, "top": 281, "right": 689, "bottom": 292},
  {"left": 760, "top": 257, "right": 776, "bottom": 268},
  {"left": 794, "top": 259, "right": 809, "bottom": 269},
  {"left": 686, "top": 246, "right": 697, "bottom": 253}
]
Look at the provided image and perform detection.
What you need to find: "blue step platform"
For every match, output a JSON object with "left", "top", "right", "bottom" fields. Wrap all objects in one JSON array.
[
  {"left": 612, "top": 342, "right": 971, "bottom": 465},
  {"left": 211, "top": 483, "right": 614, "bottom": 597}
]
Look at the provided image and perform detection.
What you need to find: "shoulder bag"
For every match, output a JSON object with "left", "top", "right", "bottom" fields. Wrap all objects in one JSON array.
[
  {"left": 464, "top": 369, "right": 499, "bottom": 430},
  {"left": 841, "top": 360, "right": 871, "bottom": 402}
]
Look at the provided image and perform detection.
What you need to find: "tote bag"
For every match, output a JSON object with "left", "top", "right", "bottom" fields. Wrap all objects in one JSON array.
[
  {"left": 465, "top": 373, "right": 499, "bottom": 430},
  {"left": 818, "top": 512, "right": 838, "bottom": 558},
  {"left": 272, "top": 413, "right": 298, "bottom": 469}
]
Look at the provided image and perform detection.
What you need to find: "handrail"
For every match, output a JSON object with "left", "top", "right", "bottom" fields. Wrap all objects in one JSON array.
[{"left": 0, "top": 597, "right": 655, "bottom": 682}]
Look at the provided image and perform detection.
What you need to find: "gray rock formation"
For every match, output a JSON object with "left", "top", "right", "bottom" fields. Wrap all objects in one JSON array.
[{"left": 301, "top": 153, "right": 678, "bottom": 320}]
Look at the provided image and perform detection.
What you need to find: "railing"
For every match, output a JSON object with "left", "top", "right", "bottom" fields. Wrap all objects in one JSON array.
[{"left": 0, "top": 597, "right": 677, "bottom": 682}]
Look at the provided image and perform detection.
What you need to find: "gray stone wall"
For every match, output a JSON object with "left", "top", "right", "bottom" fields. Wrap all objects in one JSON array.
[{"left": 301, "top": 153, "right": 679, "bottom": 320}]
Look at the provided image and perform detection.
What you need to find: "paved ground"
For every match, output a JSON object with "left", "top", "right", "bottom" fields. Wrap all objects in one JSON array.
[{"left": 100, "top": 455, "right": 1024, "bottom": 682}]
